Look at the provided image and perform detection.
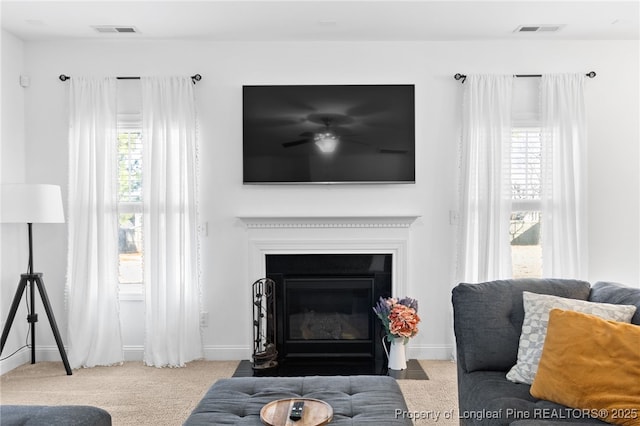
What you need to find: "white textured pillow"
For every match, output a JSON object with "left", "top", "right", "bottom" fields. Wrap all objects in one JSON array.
[{"left": 506, "top": 292, "right": 637, "bottom": 385}]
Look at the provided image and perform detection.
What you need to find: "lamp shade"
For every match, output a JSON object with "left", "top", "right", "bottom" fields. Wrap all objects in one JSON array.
[{"left": 0, "top": 184, "right": 65, "bottom": 223}]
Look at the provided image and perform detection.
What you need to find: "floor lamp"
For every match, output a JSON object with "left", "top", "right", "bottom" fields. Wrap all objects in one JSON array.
[{"left": 0, "top": 184, "right": 72, "bottom": 375}]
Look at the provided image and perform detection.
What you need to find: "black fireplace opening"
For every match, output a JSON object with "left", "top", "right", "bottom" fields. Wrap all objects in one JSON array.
[
  {"left": 285, "top": 277, "right": 374, "bottom": 357},
  {"left": 266, "top": 254, "right": 392, "bottom": 369}
]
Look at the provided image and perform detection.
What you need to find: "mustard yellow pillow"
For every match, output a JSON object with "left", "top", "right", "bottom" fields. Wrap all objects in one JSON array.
[{"left": 530, "top": 309, "right": 640, "bottom": 426}]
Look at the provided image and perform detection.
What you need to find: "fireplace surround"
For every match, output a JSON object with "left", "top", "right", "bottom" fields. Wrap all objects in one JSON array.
[{"left": 239, "top": 215, "right": 419, "bottom": 373}]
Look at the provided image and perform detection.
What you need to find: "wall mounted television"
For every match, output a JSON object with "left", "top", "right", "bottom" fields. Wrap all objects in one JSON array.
[{"left": 243, "top": 84, "right": 415, "bottom": 184}]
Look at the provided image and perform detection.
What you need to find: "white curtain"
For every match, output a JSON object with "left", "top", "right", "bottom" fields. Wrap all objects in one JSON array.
[
  {"left": 66, "top": 77, "right": 124, "bottom": 368},
  {"left": 457, "top": 75, "right": 514, "bottom": 283},
  {"left": 540, "top": 74, "right": 588, "bottom": 279},
  {"left": 141, "top": 77, "right": 202, "bottom": 367}
]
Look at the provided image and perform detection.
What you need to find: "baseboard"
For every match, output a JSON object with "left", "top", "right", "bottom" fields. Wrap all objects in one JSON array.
[
  {"left": 123, "top": 345, "right": 249, "bottom": 362},
  {"left": 123, "top": 345, "right": 144, "bottom": 361},
  {"left": 1, "top": 345, "right": 147, "bottom": 373},
  {"left": 1, "top": 344, "right": 455, "bottom": 375},
  {"left": 406, "top": 344, "right": 454, "bottom": 360},
  {"left": 203, "top": 345, "right": 250, "bottom": 360},
  {"left": 0, "top": 346, "right": 30, "bottom": 375},
  {"left": 1, "top": 345, "right": 71, "bottom": 374}
]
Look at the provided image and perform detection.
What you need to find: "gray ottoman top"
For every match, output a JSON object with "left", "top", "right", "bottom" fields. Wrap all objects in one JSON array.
[
  {"left": 0, "top": 405, "right": 111, "bottom": 426},
  {"left": 184, "top": 375, "right": 412, "bottom": 425}
]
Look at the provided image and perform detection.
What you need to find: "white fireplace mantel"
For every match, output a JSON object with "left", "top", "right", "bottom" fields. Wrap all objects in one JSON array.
[
  {"left": 238, "top": 215, "right": 420, "bottom": 229},
  {"left": 239, "top": 215, "right": 420, "bottom": 299}
]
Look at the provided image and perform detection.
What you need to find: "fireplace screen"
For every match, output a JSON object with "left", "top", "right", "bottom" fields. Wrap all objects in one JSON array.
[{"left": 285, "top": 277, "right": 373, "bottom": 342}]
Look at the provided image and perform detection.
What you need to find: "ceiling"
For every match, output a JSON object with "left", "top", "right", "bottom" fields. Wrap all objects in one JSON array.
[{"left": 1, "top": 1, "right": 638, "bottom": 42}]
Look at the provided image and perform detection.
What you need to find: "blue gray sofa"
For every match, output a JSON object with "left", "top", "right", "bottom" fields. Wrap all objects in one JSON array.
[{"left": 452, "top": 279, "right": 640, "bottom": 426}]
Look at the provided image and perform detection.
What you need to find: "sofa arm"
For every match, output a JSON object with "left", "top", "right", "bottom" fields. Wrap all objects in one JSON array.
[{"left": 590, "top": 281, "right": 640, "bottom": 325}]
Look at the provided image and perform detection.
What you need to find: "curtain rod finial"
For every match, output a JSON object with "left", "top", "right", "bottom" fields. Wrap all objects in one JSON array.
[
  {"left": 59, "top": 74, "right": 70, "bottom": 81},
  {"left": 586, "top": 71, "right": 596, "bottom": 78},
  {"left": 454, "top": 73, "right": 467, "bottom": 83}
]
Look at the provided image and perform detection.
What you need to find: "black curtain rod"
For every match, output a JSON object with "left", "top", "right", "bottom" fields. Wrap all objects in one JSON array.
[
  {"left": 454, "top": 71, "right": 596, "bottom": 83},
  {"left": 59, "top": 74, "right": 202, "bottom": 84}
]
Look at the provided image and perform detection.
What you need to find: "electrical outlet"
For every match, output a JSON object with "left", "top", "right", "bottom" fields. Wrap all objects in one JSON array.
[{"left": 200, "top": 312, "right": 209, "bottom": 328}]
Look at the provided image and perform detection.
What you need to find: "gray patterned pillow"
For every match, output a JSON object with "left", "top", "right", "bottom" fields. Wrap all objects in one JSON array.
[{"left": 506, "top": 291, "right": 637, "bottom": 384}]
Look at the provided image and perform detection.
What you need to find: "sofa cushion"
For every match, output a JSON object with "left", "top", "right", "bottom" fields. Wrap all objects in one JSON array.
[
  {"left": 530, "top": 309, "right": 640, "bottom": 426},
  {"left": 590, "top": 281, "right": 640, "bottom": 325},
  {"left": 452, "top": 279, "right": 591, "bottom": 373},
  {"left": 506, "top": 292, "right": 636, "bottom": 384},
  {"left": 458, "top": 371, "right": 605, "bottom": 426}
]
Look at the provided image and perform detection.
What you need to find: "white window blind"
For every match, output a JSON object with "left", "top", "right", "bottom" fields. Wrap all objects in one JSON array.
[
  {"left": 511, "top": 127, "right": 541, "bottom": 201},
  {"left": 118, "top": 130, "right": 143, "bottom": 204}
]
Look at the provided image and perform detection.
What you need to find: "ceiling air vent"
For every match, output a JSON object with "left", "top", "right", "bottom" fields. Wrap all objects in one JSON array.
[
  {"left": 514, "top": 25, "right": 564, "bottom": 33},
  {"left": 92, "top": 25, "right": 139, "bottom": 34}
]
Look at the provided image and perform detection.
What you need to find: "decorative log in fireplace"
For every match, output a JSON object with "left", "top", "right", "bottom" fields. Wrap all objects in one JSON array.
[{"left": 284, "top": 277, "right": 375, "bottom": 357}]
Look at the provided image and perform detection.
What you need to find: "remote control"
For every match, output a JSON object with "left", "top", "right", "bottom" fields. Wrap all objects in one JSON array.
[{"left": 289, "top": 401, "right": 304, "bottom": 421}]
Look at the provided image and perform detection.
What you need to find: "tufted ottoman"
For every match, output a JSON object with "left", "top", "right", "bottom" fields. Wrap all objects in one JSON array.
[
  {"left": 184, "top": 375, "right": 412, "bottom": 425},
  {"left": 0, "top": 405, "right": 112, "bottom": 425}
]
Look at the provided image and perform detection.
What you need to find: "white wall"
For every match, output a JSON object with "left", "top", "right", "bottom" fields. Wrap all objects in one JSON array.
[
  {"left": 1, "top": 38, "right": 637, "bottom": 369},
  {"left": 1, "top": 29, "right": 29, "bottom": 371}
]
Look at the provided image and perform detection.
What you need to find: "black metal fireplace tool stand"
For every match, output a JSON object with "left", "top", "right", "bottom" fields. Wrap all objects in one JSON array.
[{"left": 252, "top": 277, "right": 278, "bottom": 371}]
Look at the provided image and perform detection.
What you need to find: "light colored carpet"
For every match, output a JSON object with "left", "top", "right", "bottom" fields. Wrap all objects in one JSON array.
[
  {"left": 398, "top": 360, "right": 460, "bottom": 425},
  {"left": 1, "top": 360, "right": 458, "bottom": 425}
]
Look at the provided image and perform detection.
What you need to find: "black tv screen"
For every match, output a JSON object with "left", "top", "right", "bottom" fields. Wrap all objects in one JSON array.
[{"left": 243, "top": 85, "right": 415, "bottom": 184}]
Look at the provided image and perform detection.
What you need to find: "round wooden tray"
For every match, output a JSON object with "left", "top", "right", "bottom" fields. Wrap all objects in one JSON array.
[{"left": 260, "top": 397, "right": 333, "bottom": 426}]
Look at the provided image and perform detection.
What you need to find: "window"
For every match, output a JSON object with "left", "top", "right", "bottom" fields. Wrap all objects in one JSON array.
[
  {"left": 510, "top": 126, "right": 542, "bottom": 278},
  {"left": 117, "top": 128, "right": 143, "bottom": 286}
]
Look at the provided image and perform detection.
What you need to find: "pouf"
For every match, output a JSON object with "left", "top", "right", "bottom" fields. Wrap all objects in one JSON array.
[
  {"left": 184, "top": 375, "right": 412, "bottom": 425},
  {"left": 0, "top": 405, "right": 112, "bottom": 425}
]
